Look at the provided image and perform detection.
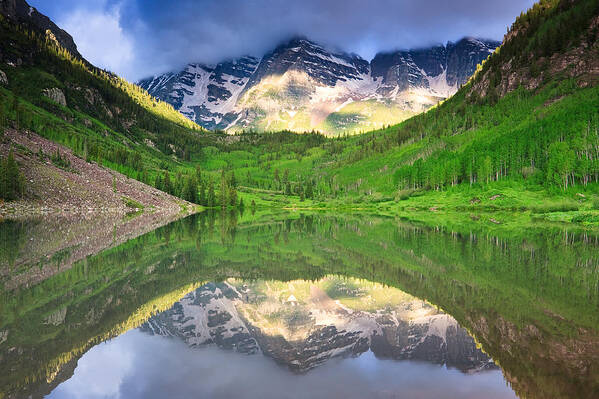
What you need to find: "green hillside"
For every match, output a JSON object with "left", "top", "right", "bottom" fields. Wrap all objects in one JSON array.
[{"left": 0, "top": 12, "right": 211, "bottom": 204}]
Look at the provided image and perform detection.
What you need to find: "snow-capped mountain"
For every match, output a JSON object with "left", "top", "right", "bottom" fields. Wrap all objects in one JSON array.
[
  {"left": 371, "top": 37, "right": 499, "bottom": 97},
  {"left": 138, "top": 37, "right": 499, "bottom": 134},
  {"left": 140, "top": 279, "right": 496, "bottom": 373},
  {"left": 139, "top": 56, "right": 260, "bottom": 130}
]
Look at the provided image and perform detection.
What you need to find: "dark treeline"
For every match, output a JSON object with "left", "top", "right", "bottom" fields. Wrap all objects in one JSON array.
[
  {"left": 0, "top": 151, "right": 24, "bottom": 201},
  {"left": 152, "top": 166, "right": 244, "bottom": 208}
]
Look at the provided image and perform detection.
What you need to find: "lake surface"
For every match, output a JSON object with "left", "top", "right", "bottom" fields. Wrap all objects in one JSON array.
[{"left": 1, "top": 212, "right": 598, "bottom": 398}]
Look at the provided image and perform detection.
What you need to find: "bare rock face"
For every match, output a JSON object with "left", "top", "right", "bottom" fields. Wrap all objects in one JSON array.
[
  {"left": 0, "top": 69, "right": 7, "bottom": 85},
  {"left": 42, "top": 88, "right": 66, "bottom": 106},
  {"left": 44, "top": 307, "right": 67, "bottom": 326}
]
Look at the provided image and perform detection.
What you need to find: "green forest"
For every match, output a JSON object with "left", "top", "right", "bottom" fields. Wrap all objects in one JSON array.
[{"left": 2, "top": 0, "right": 599, "bottom": 398}]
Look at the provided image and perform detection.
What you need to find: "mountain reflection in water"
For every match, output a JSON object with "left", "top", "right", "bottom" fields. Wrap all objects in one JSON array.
[
  {"left": 47, "top": 330, "right": 514, "bottom": 399},
  {"left": 1, "top": 212, "right": 598, "bottom": 398},
  {"left": 141, "top": 279, "right": 495, "bottom": 373}
]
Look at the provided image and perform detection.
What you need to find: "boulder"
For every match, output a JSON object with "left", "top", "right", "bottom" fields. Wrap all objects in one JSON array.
[
  {"left": 43, "top": 88, "right": 66, "bottom": 106},
  {"left": 0, "top": 69, "right": 7, "bottom": 85}
]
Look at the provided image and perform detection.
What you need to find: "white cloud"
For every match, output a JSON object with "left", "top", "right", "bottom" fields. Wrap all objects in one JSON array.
[{"left": 58, "top": 5, "right": 135, "bottom": 79}]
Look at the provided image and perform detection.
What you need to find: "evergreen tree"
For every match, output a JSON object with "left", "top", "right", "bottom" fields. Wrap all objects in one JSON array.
[
  {"left": 174, "top": 172, "right": 183, "bottom": 197},
  {"left": 220, "top": 170, "right": 227, "bottom": 208},
  {"left": 274, "top": 168, "right": 280, "bottom": 190},
  {"left": 229, "top": 185, "right": 237, "bottom": 207},
  {"left": 163, "top": 172, "right": 172, "bottom": 194},
  {"left": 207, "top": 179, "right": 215, "bottom": 207},
  {"left": 182, "top": 175, "right": 198, "bottom": 203},
  {"left": 199, "top": 181, "right": 206, "bottom": 206},
  {"left": 283, "top": 169, "right": 289, "bottom": 187},
  {"left": 83, "top": 139, "right": 88, "bottom": 161},
  {"left": 0, "top": 151, "right": 25, "bottom": 201},
  {"left": 305, "top": 180, "right": 314, "bottom": 199},
  {"left": 0, "top": 103, "right": 5, "bottom": 132},
  {"left": 196, "top": 165, "right": 202, "bottom": 184}
]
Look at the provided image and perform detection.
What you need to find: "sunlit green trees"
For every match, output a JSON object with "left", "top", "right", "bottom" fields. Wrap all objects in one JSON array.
[
  {"left": 547, "top": 142, "right": 576, "bottom": 191},
  {"left": 207, "top": 180, "right": 215, "bottom": 207}
]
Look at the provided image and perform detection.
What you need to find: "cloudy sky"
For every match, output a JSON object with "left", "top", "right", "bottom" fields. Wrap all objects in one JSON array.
[
  {"left": 29, "top": 0, "right": 535, "bottom": 82},
  {"left": 48, "top": 329, "right": 516, "bottom": 399}
]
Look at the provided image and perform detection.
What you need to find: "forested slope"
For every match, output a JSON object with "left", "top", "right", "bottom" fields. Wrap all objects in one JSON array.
[
  {"left": 318, "top": 0, "right": 599, "bottom": 198},
  {"left": 0, "top": 2, "right": 209, "bottom": 207}
]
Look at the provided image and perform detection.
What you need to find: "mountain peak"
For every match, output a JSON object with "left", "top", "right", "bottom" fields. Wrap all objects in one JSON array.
[
  {"left": 276, "top": 35, "right": 319, "bottom": 48},
  {"left": 140, "top": 36, "right": 499, "bottom": 133}
]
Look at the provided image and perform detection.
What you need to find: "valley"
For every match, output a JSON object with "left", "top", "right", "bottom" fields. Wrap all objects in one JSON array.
[
  {"left": 0, "top": 0, "right": 597, "bottom": 232},
  {"left": 1, "top": 1, "right": 599, "bottom": 397}
]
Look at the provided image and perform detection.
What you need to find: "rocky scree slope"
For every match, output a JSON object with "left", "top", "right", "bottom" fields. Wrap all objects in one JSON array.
[
  {"left": 0, "top": 128, "right": 194, "bottom": 217},
  {"left": 0, "top": 0, "right": 207, "bottom": 213}
]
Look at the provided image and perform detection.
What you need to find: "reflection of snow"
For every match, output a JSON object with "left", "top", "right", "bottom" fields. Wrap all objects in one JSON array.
[
  {"left": 146, "top": 284, "right": 254, "bottom": 347},
  {"left": 416, "top": 313, "right": 457, "bottom": 344}
]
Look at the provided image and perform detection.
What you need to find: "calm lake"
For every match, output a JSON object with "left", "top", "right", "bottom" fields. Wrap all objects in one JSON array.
[{"left": 1, "top": 212, "right": 598, "bottom": 399}]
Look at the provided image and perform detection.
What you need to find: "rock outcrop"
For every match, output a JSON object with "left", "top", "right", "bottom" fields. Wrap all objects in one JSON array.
[{"left": 42, "top": 88, "right": 66, "bottom": 106}]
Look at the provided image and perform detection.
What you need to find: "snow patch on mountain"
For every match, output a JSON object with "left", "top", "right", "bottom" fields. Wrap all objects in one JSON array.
[
  {"left": 138, "top": 37, "right": 500, "bottom": 134},
  {"left": 424, "top": 69, "right": 457, "bottom": 97}
]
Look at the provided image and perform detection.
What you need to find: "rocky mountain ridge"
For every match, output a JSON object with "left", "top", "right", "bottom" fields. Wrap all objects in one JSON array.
[
  {"left": 141, "top": 280, "right": 496, "bottom": 373},
  {"left": 139, "top": 37, "right": 499, "bottom": 134}
]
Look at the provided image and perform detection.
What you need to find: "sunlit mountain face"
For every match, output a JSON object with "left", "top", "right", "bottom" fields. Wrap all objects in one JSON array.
[
  {"left": 1, "top": 213, "right": 598, "bottom": 399},
  {"left": 138, "top": 37, "right": 499, "bottom": 135}
]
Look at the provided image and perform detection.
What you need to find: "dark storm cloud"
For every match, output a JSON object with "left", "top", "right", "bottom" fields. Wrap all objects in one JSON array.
[{"left": 29, "top": 0, "right": 536, "bottom": 81}]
